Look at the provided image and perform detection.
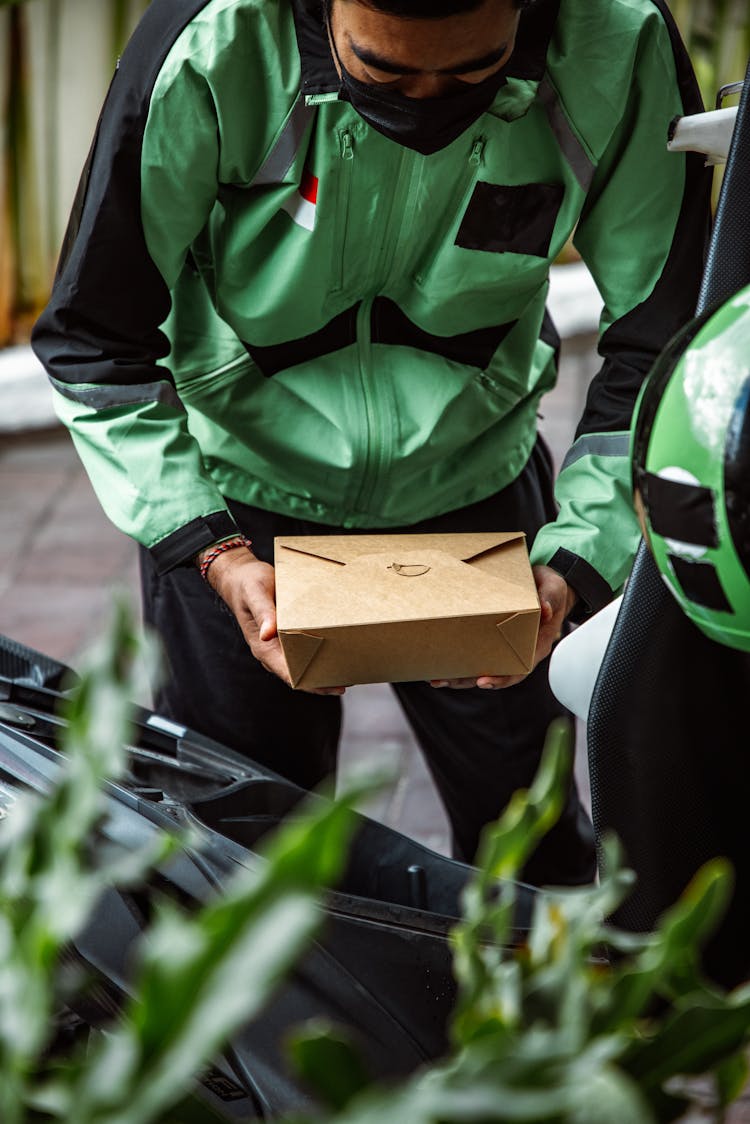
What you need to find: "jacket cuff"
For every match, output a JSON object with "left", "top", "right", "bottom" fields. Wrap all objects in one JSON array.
[
  {"left": 545, "top": 547, "right": 615, "bottom": 622},
  {"left": 149, "top": 511, "right": 239, "bottom": 574}
]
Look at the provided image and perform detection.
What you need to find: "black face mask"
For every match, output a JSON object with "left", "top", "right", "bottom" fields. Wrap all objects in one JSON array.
[{"left": 325, "top": 11, "right": 508, "bottom": 156}]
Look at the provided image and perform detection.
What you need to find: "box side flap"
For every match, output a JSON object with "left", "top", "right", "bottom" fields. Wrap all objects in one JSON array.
[
  {"left": 278, "top": 630, "right": 325, "bottom": 688},
  {"left": 287, "top": 615, "right": 540, "bottom": 689},
  {"left": 496, "top": 610, "right": 539, "bottom": 673}
]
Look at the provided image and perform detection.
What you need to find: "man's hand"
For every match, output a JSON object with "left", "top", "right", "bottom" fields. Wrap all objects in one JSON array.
[
  {"left": 200, "top": 545, "right": 346, "bottom": 696},
  {"left": 430, "top": 564, "right": 576, "bottom": 691}
]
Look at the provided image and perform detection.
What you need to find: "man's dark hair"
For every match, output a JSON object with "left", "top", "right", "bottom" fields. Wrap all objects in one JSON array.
[{"left": 356, "top": 0, "right": 535, "bottom": 17}]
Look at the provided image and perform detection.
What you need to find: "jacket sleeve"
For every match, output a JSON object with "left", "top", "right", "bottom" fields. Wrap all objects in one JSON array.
[
  {"left": 529, "top": 2, "right": 712, "bottom": 617},
  {"left": 31, "top": 6, "right": 241, "bottom": 573}
]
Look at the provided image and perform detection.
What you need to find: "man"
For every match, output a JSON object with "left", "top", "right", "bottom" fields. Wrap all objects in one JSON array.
[{"left": 32, "top": 0, "right": 710, "bottom": 885}]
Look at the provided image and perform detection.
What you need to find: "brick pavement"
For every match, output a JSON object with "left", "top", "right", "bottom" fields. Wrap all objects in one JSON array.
[{"left": 0, "top": 334, "right": 596, "bottom": 852}]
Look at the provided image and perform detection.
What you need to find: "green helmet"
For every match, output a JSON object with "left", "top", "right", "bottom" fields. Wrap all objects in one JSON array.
[{"left": 631, "top": 284, "right": 750, "bottom": 651}]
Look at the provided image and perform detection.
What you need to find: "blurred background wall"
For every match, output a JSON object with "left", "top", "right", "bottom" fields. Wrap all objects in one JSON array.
[{"left": 0, "top": 0, "right": 148, "bottom": 346}]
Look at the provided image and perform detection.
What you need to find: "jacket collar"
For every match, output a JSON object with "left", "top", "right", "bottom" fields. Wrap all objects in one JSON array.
[
  {"left": 290, "top": 0, "right": 560, "bottom": 107},
  {"left": 505, "top": 0, "right": 560, "bottom": 82},
  {"left": 291, "top": 0, "right": 340, "bottom": 96}
]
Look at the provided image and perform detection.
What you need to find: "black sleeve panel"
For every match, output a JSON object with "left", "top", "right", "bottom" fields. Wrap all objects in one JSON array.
[
  {"left": 30, "top": 0, "right": 213, "bottom": 390},
  {"left": 546, "top": 548, "right": 616, "bottom": 620},
  {"left": 576, "top": 150, "right": 711, "bottom": 439},
  {"left": 574, "top": 1, "right": 713, "bottom": 441},
  {"left": 151, "top": 511, "right": 240, "bottom": 573}
]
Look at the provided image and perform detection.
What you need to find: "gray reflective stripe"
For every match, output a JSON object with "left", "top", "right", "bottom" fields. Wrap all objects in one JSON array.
[
  {"left": 538, "top": 76, "right": 596, "bottom": 193},
  {"left": 560, "top": 433, "right": 630, "bottom": 473},
  {"left": 50, "top": 376, "right": 184, "bottom": 412},
  {"left": 251, "top": 95, "right": 316, "bottom": 187}
]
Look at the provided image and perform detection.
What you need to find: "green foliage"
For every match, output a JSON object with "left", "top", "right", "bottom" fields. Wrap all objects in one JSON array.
[
  {"left": 0, "top": 598, "right": 365, "bottom": 1124},
  {"left": 288, "top": 1022, "right": 373, "bottom": 1112},
  {"left": 289, "top": 721, "right": 750, "bottom": 1124},
  {"left": 0, "top": 601, "right": 166, "bottom": 1124},
  {"left": 672, "top": 0, "right": 750, "bottom": 110}
]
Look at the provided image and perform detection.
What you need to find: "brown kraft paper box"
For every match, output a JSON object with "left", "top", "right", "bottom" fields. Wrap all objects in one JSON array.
[{"left": 274, "top": 532, "right": 541, "bottom": 690}]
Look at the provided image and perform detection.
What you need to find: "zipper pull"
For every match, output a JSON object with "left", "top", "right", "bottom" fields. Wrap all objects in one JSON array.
[
  {"left": 469, "top": 139, "right": 485, "bottom": 166},
  {"left": 341, "top": 131, "right": 354, "bottom": 160}
]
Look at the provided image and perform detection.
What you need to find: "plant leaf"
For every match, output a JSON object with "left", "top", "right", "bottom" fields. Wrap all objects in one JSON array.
[
  {"left": 288, "top": 1019, "right": 372, "bottom": 1110},
  {"left": 62, "top": 790, "right": 362, "bottom": 1124}
]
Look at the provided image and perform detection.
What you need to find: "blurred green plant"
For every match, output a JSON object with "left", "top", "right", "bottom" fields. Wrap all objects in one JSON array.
[
  {"left": 287, "top": 721, "right": 750, "bottom": 1124},
  {"left": 0, "top": 599, "right": 364, "bottom": 1124},
  {"left": 559, "top": 0, "right": 750, "bottom": 264},
  {"left": 673, "top": 0, "right": 750, "bottom": 111}
]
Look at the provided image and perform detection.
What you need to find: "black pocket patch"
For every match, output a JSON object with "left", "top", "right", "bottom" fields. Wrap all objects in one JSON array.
[
  {"left": 641, "top": 471, "right": 719, "bottom": 548},
  {"left": 668, "top": 554, "right": 732, "bottom": 614},
  {"left": 456, "top": 181, "right": 564, "bottom": 257}
]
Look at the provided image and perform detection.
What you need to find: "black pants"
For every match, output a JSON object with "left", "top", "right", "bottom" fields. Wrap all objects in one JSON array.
[{"left": 140, "top": 439, "right": 596, "bottom": 886}]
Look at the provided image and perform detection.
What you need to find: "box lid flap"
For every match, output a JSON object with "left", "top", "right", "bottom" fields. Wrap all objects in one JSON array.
[
  {"left": 276, "top": 532, "right": 525, "bottom": 567},
  {"left": 277, "top": 547, "right": 538, "bottom": 631}
]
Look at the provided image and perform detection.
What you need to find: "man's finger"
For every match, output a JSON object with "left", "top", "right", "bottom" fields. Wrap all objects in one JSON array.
[
  {"left": 430, "top": 675, "right": 521, "bottom": 689},
  {"left": 477, "top": 674, "right": 522, "bottom": 689},
  {"left": 255, "top": 640, "right": 292, "bottom": 686}
]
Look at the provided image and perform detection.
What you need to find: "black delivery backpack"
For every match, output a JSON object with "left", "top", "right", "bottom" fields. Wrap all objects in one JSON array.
[{"left": 0, "top": 632, "right": 538, "bottom": 1121}]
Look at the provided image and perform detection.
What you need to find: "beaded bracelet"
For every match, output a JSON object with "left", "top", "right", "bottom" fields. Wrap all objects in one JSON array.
[{"left": 198, "top": 534, "right": 253, "bottom": 584}]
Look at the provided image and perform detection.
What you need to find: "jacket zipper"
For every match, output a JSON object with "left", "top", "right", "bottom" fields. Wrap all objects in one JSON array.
[
  {"left": 352, "top": 148, "right": 419, "bottom": 514},
  {"left": 381, "top": 147, "right": 423, "bottom": 290},
  {"left": 353, "top": 297, "right": 379, "bottom": 513},
  {"left": 331, "top": 130, "right": 354, "bottom": 295},
  {"left": 370, "top": 145, "right": 413, "bottom": 288},
  {"left": 355, "top": 144, "right": 483, "bottom": 513},
  {"left": 413, "top": 137, "right": 485, "bottom": 287}
]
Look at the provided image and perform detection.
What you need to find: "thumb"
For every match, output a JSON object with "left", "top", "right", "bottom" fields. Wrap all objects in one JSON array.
[
  {"left": 540, "top": 596, "right": 555, "bottom": 624},
  {"left": 245, "top": 576, "right": 278, "bottom": 641},
  {"left": 533, "top": 566, "right": 566, "bottom": 621},
  {"left": 258, "top": 612, "right": 278, "bottom": 642}
]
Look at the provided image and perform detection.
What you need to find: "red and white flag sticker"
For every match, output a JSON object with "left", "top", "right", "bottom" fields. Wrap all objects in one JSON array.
[{"left": 282, "top": 168, "right": 318, "bottom": 231}]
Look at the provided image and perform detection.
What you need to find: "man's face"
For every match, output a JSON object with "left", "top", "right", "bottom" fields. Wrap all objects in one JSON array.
[{"left": 327, "top": 0, "right": 521, "bottom": 100}]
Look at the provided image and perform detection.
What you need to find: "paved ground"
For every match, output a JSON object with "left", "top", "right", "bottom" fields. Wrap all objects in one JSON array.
[{"left": 0, "top": 335, "right": 597, "bottom": 853}]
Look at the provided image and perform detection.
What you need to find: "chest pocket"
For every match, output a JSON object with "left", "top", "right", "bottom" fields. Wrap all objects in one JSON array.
[{"left": 456, "top": 181, "right": 564, "bottom": 258}]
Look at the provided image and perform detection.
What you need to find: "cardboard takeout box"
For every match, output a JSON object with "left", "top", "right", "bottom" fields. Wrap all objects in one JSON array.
[{"left": 274, "top": 532, "right": 541, "bottom": 690}]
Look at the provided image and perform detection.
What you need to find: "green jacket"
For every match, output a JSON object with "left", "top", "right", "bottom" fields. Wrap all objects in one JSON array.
[{"left": 32, "top": 0, "right": 710, "bottom": 614}]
